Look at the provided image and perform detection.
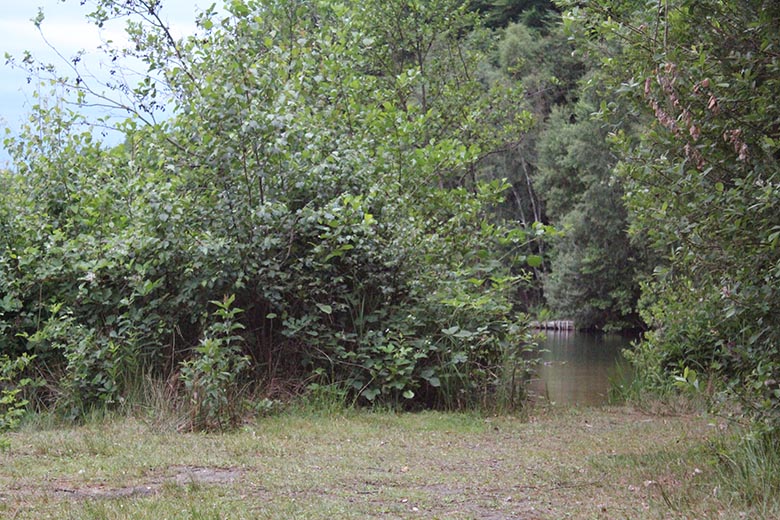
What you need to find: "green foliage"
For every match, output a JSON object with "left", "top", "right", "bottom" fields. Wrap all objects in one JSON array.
[
  {"left": 672, "top": 366, "right": 700, "bottom": 393},
  {"left": 560, "top": 0, "right": 780, "bottom": 431},
  {"left": 472, "top": 0, "right": 559, "bottom": 29},
  {"left": 1, "top": 0, "right": 539, "bottom": 417},
  {"left": 477, "top": 18, "right": 587, "bottom": 308},
  {"left": 714, "top": 433, "right": 780, "bottom": 511},
  {"left": 482, "top": 14, "right": 649, "bottom": 332},
  {"left": 180, "top": 295, "right": 250, "bottom": 431},
  {"left": 497, "top": 22, "right": 584, "bottom": 113},
  {"left": 537, "top": 98, "right": 650, "bottom": 331},
  {"left": 0, "top": 354, "right": 35, "bottom": 450}
]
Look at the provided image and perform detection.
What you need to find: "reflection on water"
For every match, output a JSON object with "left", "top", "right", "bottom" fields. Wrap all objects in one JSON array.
[{"left": 528, "top": 331, "right": 635, "bottom": 406}]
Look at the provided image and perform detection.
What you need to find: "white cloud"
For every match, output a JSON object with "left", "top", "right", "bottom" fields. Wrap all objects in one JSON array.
[
  {"left": 0, "top": 0, "right": 224, "bottom": 161},
  {"left": 0, "top": 20, "right": 128, "bottom": 60}
]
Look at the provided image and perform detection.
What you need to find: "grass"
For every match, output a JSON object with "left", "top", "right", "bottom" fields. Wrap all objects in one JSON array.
[{"left": 0, "top": 405, "right": 777, "bottom": 519}]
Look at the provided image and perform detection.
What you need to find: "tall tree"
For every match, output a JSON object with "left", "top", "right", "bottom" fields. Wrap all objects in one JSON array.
[
  {"left": 560, "top": 0, "right": 780, "bottom": 430},
  {"left": 537, "top": 97, "right": 649, "bottom": 331},
  {"left": 478, "top": 19, "right": 588, "bottom": 308},
  {"left": 471, "top": 0, "right": 558, "bottom": 28}
]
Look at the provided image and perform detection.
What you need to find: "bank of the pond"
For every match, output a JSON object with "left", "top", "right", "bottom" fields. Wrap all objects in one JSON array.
[{"left": 0, "top": 407, "right": 772, "bottom": 519}]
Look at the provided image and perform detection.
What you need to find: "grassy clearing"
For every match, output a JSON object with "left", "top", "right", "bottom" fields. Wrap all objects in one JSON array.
[{"left": 0, "top": 406, "right": 775, "bottom": 519}]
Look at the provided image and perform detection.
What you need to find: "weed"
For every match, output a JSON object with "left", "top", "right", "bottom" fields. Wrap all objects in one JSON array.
[
  {"left": 0, "top": 353, "right": 35, "bottom": 450},
  {"left": 713, "top": 432, "right": 780, "bottom": 515},
  {"left": 180, "top": 295, "right": 250, "bottom": 431}
]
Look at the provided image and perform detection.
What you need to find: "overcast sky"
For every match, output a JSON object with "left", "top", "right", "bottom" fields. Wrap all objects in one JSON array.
[{"left": 1, "top": 0, "right": 222, "bottom": 164}]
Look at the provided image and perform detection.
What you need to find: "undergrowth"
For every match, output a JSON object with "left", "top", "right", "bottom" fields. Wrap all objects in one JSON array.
[{"left": 611, "top": 345, "right": 780, "bottom": 517}]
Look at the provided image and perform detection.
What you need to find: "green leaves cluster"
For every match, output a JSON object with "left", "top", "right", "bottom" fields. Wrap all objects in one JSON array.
[
  {"left": 180, "top": 295, "right": 250, "bottom": 431},
  {"left": 0, "top": 354, "right": 35, "bottom": 449},
  {"left": 561, "top": 0, "right": 780, "bottom": 431},
  {"left": 482, "top": 15, "right": 647, "bottom": 331},
  {"left": 0, "top": 0, "right": 539, "bottom": 420},
  {"left": 537, "top": 97, "right": 650, "bottom": 331}
]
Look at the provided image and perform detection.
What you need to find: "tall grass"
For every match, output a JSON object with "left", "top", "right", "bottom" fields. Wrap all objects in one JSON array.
[
  {"left": 610, "top": 347, "right": 780, "bottom": 518},
  {"left": 714, "top": 432, "right": 780, "bottom": 516}
]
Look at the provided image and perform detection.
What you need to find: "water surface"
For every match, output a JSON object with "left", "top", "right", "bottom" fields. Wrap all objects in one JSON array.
[{"left": 529, "top": 331, "right": 634, "bottom": 406}]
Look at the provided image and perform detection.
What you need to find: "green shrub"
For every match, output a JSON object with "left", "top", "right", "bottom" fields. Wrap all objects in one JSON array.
[
  {"left": 0, "top": 354, "right": 35, "bottom": 450},
  {"left": 1, "top": 0, "right": 540, "bottom": 419},
  {"left": 180, "top": 295, "right": 250, "bottom": 431}
]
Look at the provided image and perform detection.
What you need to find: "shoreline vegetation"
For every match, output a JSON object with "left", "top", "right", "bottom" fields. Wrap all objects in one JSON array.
[
  {"left": 1, "top": 402, "right": 776, "bottom": 519},
  {"left": 1, "top": 0, "right": 778, "bottom": 518}
]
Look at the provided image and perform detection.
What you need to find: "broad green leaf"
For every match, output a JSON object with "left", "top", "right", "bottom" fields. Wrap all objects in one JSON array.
[
  {"left": 362, "top": 388, "right": 380, "bottom": 401},
  {"left": 526, "top": 255, "right": 543, "bottom": 268}
]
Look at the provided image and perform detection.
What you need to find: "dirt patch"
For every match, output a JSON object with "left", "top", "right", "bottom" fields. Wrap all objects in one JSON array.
[
  {"left": 51, "top": 465, "right": 244, "bottom": 500},
  {"left": 53, "top": 484, "right": 157, "bottom": 499},
  {"left": 168, "top": 465, "right": 243, "bottom": 485}
]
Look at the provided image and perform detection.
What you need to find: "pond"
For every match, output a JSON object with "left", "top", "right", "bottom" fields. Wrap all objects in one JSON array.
[{"left": 528, "top": 331, "right": 636, "bottom": 406}]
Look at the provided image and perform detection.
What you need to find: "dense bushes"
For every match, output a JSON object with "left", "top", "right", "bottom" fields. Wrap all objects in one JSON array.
[
  {"left": 0, "top": 0, "right": 540, "bottom": 425},
  {"left": 561, "top": 0, "right": 780, "bottom": 433}
]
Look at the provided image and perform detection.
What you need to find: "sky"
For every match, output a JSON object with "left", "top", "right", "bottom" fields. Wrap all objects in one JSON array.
[{"left": 0, "top": 0, "right": 223, "bottom": 165}]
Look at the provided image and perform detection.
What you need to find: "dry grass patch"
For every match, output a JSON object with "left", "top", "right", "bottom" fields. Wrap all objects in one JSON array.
[{"left": 0, "top": 407, "right": 770, "bottom": 519}]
